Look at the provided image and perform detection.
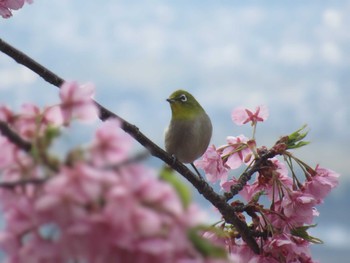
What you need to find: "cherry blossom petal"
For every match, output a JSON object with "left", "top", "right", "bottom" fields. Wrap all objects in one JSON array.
[
  {"left": 90, "top": 118, "right": 132, "bottom": 166},
  {"left": 231, "top": 105, "right": 269, "bottom": 126},
  {"left": 231, "top": 107, "right": 248, "bottom": 126},
  {"left": 304, "top": 166, "right": 339, "bottom": 203},
  {"left": 4, "top": 0, "right": 24, "bottom": 10},
  {"left": 222, "top": 135, "right": 252, "bottom": 170},
  {"left": 0, "top": 0, "right": 31, "bottom": 18},
  {"left": 282, "top": 191, "right": 317, "bottom": 225},
  {"left": 195, "top": 145, "right": 228, "bottom": 183},
  {"left": 59, "top": 81, "right": 98, "bottom": 124}
]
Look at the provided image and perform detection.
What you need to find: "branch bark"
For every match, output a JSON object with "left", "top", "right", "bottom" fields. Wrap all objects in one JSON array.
[
  {"left": 0, "top": 38, "right": 260, "bottom": 254},
  {"left": 0, "top": 121, "right": 31, "bottom": 152},
  {"left": 0, "top": 178, "right": 47, "bottom": 189},
  {"left": 224, "top": 149, "right": 278, "bottom": 201}
]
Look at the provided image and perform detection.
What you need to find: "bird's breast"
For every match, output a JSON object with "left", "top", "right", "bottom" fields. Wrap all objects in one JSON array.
[{"left": 165, "top": 113, "right": 212, "bottom": 163}]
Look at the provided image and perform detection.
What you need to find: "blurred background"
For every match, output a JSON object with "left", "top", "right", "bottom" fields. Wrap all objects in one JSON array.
[{"left": 0, "top": 0, "right": 349, "bottom": 262}]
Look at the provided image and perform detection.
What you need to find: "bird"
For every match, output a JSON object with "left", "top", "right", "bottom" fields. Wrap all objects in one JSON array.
[{"left": 165, "top": 90, "right": 212, "bottom": 177}]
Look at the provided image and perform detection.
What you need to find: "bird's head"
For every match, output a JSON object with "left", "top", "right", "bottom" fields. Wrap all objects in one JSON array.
[{"left": 166, "top": 90, "right": 205, "bottom": 120}]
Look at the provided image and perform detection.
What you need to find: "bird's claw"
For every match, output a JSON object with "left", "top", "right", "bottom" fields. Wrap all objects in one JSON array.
[
  {"left": 190, "top": 163, "right": 203, "bottom": 179},
  {"left": 170, "top": 154, "right": 177, "bottom": 166}
]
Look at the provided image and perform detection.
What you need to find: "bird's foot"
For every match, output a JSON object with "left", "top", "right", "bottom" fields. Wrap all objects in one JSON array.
[
  {"left": 190, "top": 163, "right": 204, "bottom": 180},
  {"left": 170, "top": 154, "right": 177, "bottom": 166}
]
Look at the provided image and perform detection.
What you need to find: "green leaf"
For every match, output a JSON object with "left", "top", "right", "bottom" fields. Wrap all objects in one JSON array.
[
  {"left": 187, "top": 227, "right": 228, "bottom": 259},
  {"left": 291, "top": 224, "right": 323, "bottom": 244},
  {"left": 43, "top": 125, "right": 60, "bottom": 148},
  {"left": 35, "top": 125, "right": 61, "bottom": 152},
  {"left": 250, "top": 190, "right": 266, "bottom": 203},
  {"left": 287, "top": 125, "right": 310, "bottom": 149},
  {"left": 159, "top": 166, "right": 192, "bottom": 209},
  {"left": 287, "top": 141, "right": 310, "bottom": 149},
  {"left": 64, "top": 147, "right": 85, "bottom": 166},
  {"left": 30, "top": 145, "right": 40, "bottom": 161}
]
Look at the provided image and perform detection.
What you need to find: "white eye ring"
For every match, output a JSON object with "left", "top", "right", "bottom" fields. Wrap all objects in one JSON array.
[{"left": 179, "top": 94, "right": 187, "bottom": 102}]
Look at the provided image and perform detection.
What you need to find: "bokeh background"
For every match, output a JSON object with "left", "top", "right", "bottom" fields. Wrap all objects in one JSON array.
[{"left": 0, "top": 1, "right": 349, "bottom": 262}]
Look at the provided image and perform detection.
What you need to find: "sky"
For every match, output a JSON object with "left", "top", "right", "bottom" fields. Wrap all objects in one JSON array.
[{"left": 0, "top": 0, "right": 349, "bottom": 262}]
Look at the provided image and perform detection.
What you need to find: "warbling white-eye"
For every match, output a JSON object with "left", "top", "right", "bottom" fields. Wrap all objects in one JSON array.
[{"left": 165, "top": 90, "right": 212, "bottom": 176}]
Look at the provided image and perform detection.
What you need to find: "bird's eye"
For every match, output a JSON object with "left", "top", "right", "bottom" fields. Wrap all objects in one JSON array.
[{"left": 179, "top": 94, "right": 187, "bottom": 102}]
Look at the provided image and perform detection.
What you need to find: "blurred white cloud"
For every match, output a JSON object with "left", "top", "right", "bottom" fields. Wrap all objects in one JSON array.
[
  {"left": 323, "top": 9, "right": 343, "bottom": 29},
  {"left": 200, "top": 44, "right": 242, "bottom": 69},
  {"left": 320, "top": 42, "right": 342, "bottom": 64},
  {"left": 316, "top": 224, "right": 350, "bottom": 249},
  {"left": 0, "top": 67, "right": 37, "bottom": 88},
  {"left": 278, "top": 43, "right": 314, "bottom": 65}
]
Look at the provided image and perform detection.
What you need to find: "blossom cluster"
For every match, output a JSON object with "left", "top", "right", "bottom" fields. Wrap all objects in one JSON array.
[
  {"left": 1, "top": 1, "right": 340, "bottom": 261},
  {"left": 0, "top": 82, "right": 227, "bottom": 263},
  {"left": 196, "top": 106, "right": 340, "bottom": 262},
  {"left": 0, "top": 80, "right": 340, "bottom": 263},
  {"left": 0, "top": 0, "right": 32, "bottom": 18}
]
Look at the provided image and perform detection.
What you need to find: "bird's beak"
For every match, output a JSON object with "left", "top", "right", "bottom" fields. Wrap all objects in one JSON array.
[{"left": 166, "top": 98, "right": 175, "bottom": 103}]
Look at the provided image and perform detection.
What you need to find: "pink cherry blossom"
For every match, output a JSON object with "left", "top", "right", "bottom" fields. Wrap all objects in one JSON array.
[
  {"left": 0, "top": 136, "right": 38, "bottom": 182},
  {"left": 59, "top": 81, "right": 98, "bottom": 124},
  {"left": 0, "top": 79, "right": 340, "bottom": 261},
  {"left": 0, "top": 5, "right": 11, "bottom": 18},
  {"left": 282, "top": 190, "right": 317, "bottom": 225},
  {"left": 221, "top": 135, "right": 252, "bottom": 170},
  {"left": 263, "top": 233, "right": 314, "bottom": 263},
  {"left": 237, "top": 158, "right": 292, "bottom": 201},
  {"left": 90, "top": 118, "right": 132, "bottom": 166},
  {"left": 37, "top": 164, "right": 108, "bottom": 209},
  {"left": 0, "top": 0, "right": 24, "bottom": 18},
  {"left": 43, "top": 105, "right": 64, "bottom": 126},
  {"left": 304, "top": 166, "right": 339, "bottom": 203},
  {"left": 228, "top": 243, "right": 264, "bottom": 263},
  {"left": 0, "top": 136, "right": 17, "bottom": 168},
  {"left": 231, "top": 105, "right": 269, "bottom": 126},
  {"left": 0, "top": 0, "right": 32, "bottom": 18},
  {"left": 3, "top": 195, "right": 38, "bottom": 235},
  {"left": 0, "top": 158, "right": 219, "bottom": 262},
  {"left": 0, "top": 105, "right": 14, "bottom": 123},
  {"left": 195, "top": 145, "right": 228, "bottom": 183},
  {"left": 12, "top": 103, "right": 42, "bottom": 139},
  {"left": 5, "top": 103, "right": 62, "bottom": 140},
  {"left": 0, "top": 231, "right": 21, "bottom": 257},
  {"left": 1, "top": 101, "right": 57, "bottom": 137}
]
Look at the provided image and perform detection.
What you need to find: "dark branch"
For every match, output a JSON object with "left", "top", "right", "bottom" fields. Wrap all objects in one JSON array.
[
  {"left": 224, "top": 149, "right": 278, "bottom": 201},
  {"left": 0, "top": 38, "right": 260, "bottom": 254},
  {"left": 0, "top": 38, "right": 64, "bottom": 87},
  {"left": 0, "top": 178, "right": 47, "bottom": 189},
  {"left": 0, "top": 121, "right": 32, "bottom": 152},
  {"left": 109, "top": 151, "right": 150, "bottom": 170}
]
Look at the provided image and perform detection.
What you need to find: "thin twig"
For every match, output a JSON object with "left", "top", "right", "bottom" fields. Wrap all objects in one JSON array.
[
  {"left": 109, "top": 151, "right": 150, "bottom": 170},
  {"left": 0, "top": 38, "right": 260, "bottom": 254},
  {"left": 0, "top": 153, "right": 149, "bottom": 190},
  {"left": 0, "top": 178, "right": 47, "bottom": 189}
]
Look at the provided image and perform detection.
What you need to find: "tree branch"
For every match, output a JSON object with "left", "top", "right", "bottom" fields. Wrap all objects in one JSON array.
[
  {"left": 0, "top": 38, "right": 260, "bottom": 254},
  {"left": 0, "top": 121, "right": 31, "bottom": 152},
  {"left": 0, "top": 178, "right": 47, "bottom": 189},
  {"left": 224, "top": 149, "right": 278, "bottom": 201},
  {"left": 0, "top": 39, "right": 64, "bottom": 87}
]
